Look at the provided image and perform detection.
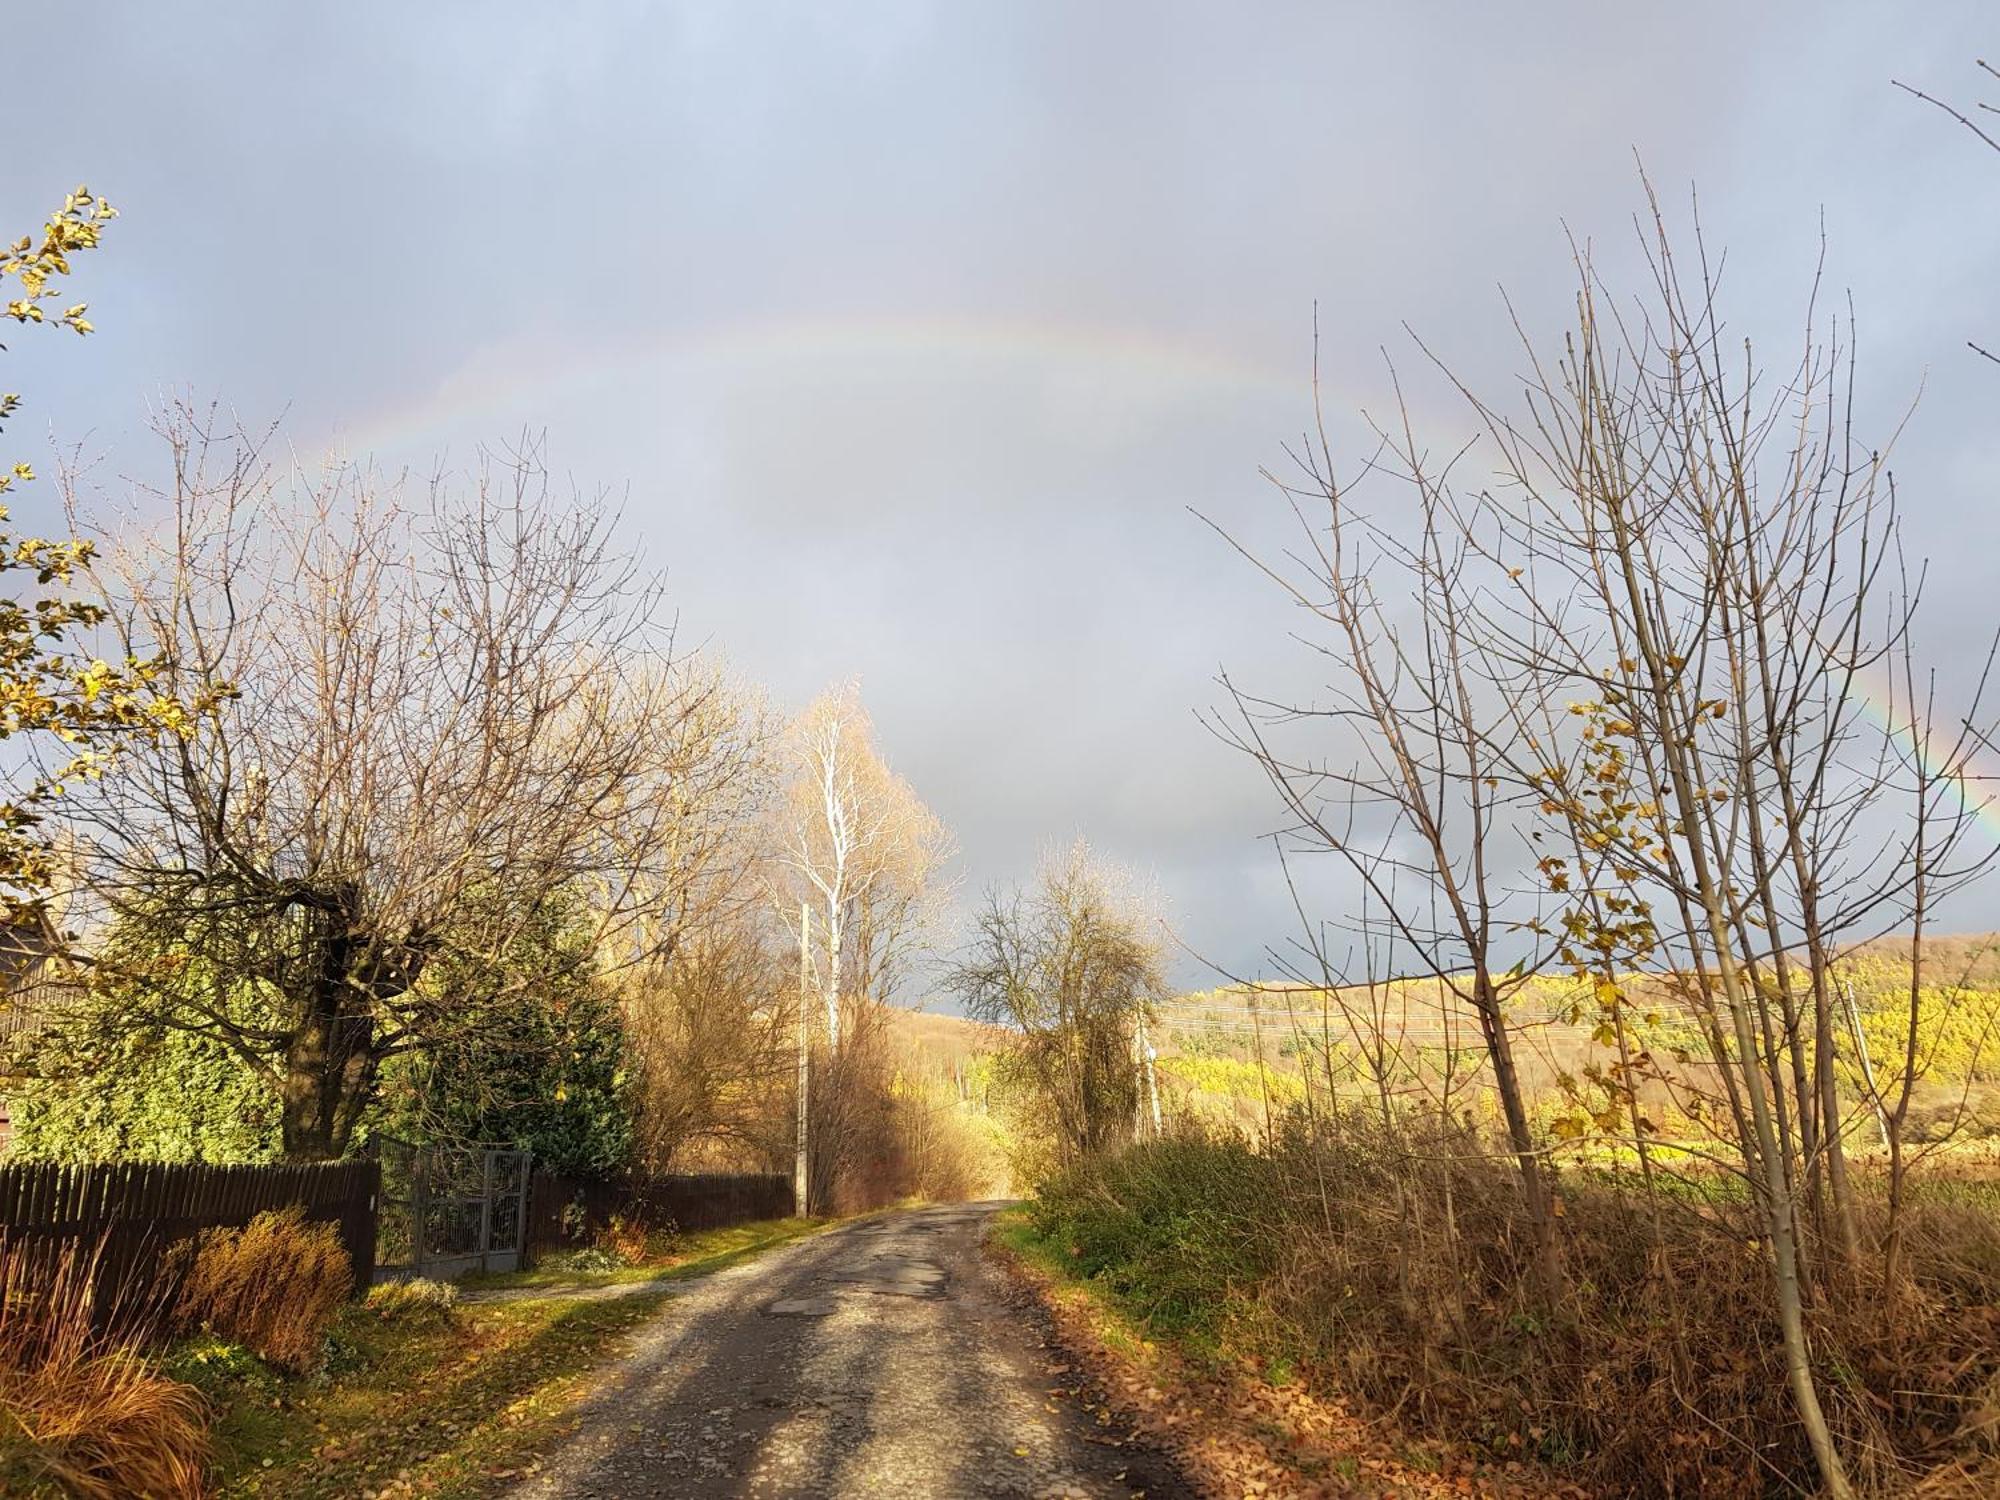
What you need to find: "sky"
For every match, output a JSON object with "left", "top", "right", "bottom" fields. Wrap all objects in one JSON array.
[{"left": 8, "top": 3, "right": 2000, "bottom": 991}]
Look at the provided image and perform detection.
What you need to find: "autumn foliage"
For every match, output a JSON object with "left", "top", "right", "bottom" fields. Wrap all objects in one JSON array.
[
  {"left": 0, "top": 1237, "right": 208, "bottom": 1499},
  {"left": 176, "top": 1206, "right": 354, "bottom": 1373}
]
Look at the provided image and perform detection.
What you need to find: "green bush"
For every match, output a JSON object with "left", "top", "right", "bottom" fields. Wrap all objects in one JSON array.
[
  {"left": 372, "top": 903, "right": 634, "bottom": 1177},
  {"left": 533, "top": 1246, "right": 630, "bottom": 1274},
  {"left": 7, "top": 991, "right": 282, "bottom": 1165},
  {"left": 1031, "top": 1130, "right": 1286, "bottom": 1351},
  {"left": 160, "top": 1336, "right": 277, "bottom": 1401}
]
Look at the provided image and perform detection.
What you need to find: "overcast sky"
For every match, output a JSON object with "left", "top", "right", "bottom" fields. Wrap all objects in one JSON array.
[{"left": 9, "top": 4, "right": 1999, "bottom": 990}]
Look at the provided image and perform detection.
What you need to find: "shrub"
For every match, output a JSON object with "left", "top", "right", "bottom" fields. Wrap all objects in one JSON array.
[
  {"left": 4, "top": 964, "right": 283, "bottom": 1166},
  {"left": 0, "top": 1238, "right": 209, "bottom": 1499},
  {"left": 160, "top": 1334, "right": 277, "bottom": 1402},
  {"left": 176, "top": 1206, "right": 353, "bottom": 1373},
  {"left": 641, "top": 1222, "right": 684, "bottom": 1260},
  {"left": 594, "top": 1214, "right": 649, "bottom": 1267},
  {"left": 363, "top": 1278, "right": 458, "bottom": 1324},
  {"left": 1033, "top": 1129, "right": 1285, "bottom": 1354},
  {"left": 1033, "top": 1114, "right": 2000, "bottom": 1497}
]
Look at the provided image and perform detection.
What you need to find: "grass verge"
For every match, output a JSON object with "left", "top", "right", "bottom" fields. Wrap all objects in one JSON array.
[
  {"left": 990, "top": 1206, "right": 1572, "bottom": 1499},
  {"left": 196, "top": 1215, "right": 823, "bottom": 1498},
  {"left": 461, "top": 1215, "right": 834, "bottom": 1293}
]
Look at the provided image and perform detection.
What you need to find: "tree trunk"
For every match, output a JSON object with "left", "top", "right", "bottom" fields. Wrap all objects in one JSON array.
[
  {"left": 277, "top": 925, "right": 386, "bottom": 1161},
  {"left": 1472, "top": 966, "right": 1564, "bottom": 1304},
  {"left": 279, "top": 1006, "right": 381, "bottom": 1159}
]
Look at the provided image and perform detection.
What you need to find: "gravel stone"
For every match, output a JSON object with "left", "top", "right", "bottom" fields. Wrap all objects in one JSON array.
[{"left": 506, "top": 1202, "right": 1193, "bottom": 1499}]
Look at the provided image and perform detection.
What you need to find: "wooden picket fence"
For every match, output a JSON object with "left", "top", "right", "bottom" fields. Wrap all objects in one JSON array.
[
  {"left": 0, "top": 1159, "right": 379, "bottom": 1330},
  {"left": 524, "top": 1170, "right": 791, "bottom": 1261}
]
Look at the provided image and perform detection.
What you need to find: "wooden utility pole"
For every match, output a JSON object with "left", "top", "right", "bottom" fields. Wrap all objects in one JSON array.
[
  {"left": 1140, "top": 1011, "right": 1163, "bottom": 1136},
  {"left": 795, "top": 902, "right": 811, "bottom": 1218}
]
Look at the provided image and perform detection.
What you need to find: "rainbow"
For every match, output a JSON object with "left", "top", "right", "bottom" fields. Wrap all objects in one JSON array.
[
  {"left": 304, "top": 312, "right": 2000, "bottom": 860},
  {"left": 310, "top": 311, "right": 1329, "bottom": 467},
  {"left": 1845, "top": 661, "right": 2000, "bottom": 850}
]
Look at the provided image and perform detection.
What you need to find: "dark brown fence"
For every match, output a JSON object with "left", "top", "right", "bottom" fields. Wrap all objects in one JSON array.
[
  {"left": 525, "top": 1170, "right": 792, "bottom": 1260},
  {"left": 0, "top": 1159, "right": 379, "bottom": 1327}
]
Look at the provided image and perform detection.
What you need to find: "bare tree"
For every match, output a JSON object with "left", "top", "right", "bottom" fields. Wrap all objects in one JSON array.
[
  {"left": 950, "top": 841, "right": 1163, "bottom": 1170},
  {"left": 621, "top": 921, "right": 794, "bottom": 1173},
  {"left": 1204, "top": 376, "right": 1567, "bottom": 1303},
  {"left": 605, "top": 661, "right": 777, "bottom": 970},
  {"left": 599, "top": 670, "right": 795, "bottom": 1174},
  {"left": 1894, "top": 56, "right": 2000, "bottom": 364},
  {"left": 1216, "top": 189, "right": 1996, "bottom": 1497},
  {"left": 52, "top": 404, "right": 718, "bottom": 1160}
]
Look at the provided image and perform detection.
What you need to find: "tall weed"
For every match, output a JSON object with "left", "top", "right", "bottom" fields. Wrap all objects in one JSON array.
[
  {"left": 1034, "top": 1114, "right": 2000, "bottom": 1496},
  {"left": 0, "top": 1236, "right": 209, "bottom": 1499},
  {"left": 177, "top": 1205, "right": 353, "bottom": 1373}
]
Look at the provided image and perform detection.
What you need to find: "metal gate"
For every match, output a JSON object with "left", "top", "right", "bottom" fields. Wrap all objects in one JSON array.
[{"left": 373, "top": 1139, "right": 531, "bottom": 1281}]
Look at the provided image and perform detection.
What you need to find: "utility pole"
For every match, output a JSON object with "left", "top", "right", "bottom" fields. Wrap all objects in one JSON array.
[
  {"left": 1140, "top": 1010, "right": 1163, "bottom": 1137},
  {"left": 795, "top": 902, "right": 811, "bottom": 1218}
]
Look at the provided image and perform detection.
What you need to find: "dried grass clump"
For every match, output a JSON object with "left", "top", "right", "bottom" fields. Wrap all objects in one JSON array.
[
  {"left": 0, "top": 1237, "right": 209, "bottom": 1500},
  {"left": 363, "top": 1277, "right": 458, "bottom": 1324},
  {"left": 594, "top": 1214, "right": 649, "bottom": 1267},
  {"left": 1034, "top": 1116, "right": 2000, "bottom": 1497},
  {"left": 177, "top": 1205, "right": 353, "bottom": 1373}
]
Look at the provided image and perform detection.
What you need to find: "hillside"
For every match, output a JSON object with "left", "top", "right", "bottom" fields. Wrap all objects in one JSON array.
[
  {"left": 883, "top": 1006, "right": 1009, "bottom": 1069},
  {"left": 1152, "top": 932, "right": 2000, "bottom": 1139}
]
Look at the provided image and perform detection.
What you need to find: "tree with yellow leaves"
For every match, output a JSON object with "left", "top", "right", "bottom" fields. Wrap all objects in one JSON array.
[{"left": 1, "top": 189, "right": 205, "bottom": 922}]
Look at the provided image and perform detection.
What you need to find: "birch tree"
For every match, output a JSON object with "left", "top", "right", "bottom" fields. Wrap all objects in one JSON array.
[
  {"left": 779, "top": 685, "right": 951, "bottom": 1050},
  {"left": 775, "top": 684, "right": 951, "bottom": 1209}
]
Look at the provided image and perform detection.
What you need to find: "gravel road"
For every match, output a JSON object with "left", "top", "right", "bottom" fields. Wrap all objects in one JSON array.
[{"left": 507, "top": 1201, "right": 1193, "bottom": 1499}]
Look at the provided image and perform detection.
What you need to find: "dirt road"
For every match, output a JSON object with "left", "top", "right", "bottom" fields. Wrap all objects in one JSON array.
[{"left": 508, "top": 1202, "right": 1192, "bottom": 1499}]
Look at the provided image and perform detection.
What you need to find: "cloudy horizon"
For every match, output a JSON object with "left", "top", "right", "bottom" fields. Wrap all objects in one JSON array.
[{"left": 11, "top": 3, "right": 2000, "bottom": 992}]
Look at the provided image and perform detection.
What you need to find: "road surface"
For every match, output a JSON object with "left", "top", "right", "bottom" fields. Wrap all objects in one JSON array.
[{"left": 508, "top": 1201, "right": 1193, "bottom": 1499}]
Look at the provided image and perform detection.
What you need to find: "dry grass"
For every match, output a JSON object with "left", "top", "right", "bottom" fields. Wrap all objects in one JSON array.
[
  {"left": 1033, "top": 1116, "right": 2000, "bottom": 1497},
  {"left": 996, "top": 1213, "right": 1585, "bottom": 1497},
  {"left": 0, "top": 1236, "right": 209, "bottom": 1499},
  {"left": 593, "top": 1213, "right": 651, "bottom": 1266},
  {"left": 177, "top": 1206, "right": 353, "bottom": 1374},
  {"left": 362, "top": 1277, "right": 458, "bottom": 1325}
]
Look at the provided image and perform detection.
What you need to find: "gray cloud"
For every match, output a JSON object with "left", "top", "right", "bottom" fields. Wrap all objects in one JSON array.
[{"left": 11, "top": 1, "right": 2000, "bottom": 987}]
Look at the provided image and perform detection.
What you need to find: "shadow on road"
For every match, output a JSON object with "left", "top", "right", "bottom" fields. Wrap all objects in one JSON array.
[{"left": 507, "top": 1202, "right": 1192, "bottom": 1499}]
